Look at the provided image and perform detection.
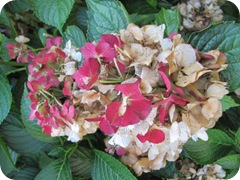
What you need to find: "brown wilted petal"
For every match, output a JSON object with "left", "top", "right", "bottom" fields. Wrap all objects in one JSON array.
[
  {"left": 174, "top": 44, "right": 196, "bottom": 67},
  {"left": 206, "top": 83, "right": 228, "bottom": 99},
  {"left": 129, "top": 43, "right": 158, "bottom": 66},
  {"left": 141, "top": 24, "right": 165, "bottom": 44},
  {"left": 201, "top": 98, "right": 222, "bottom": 120}
]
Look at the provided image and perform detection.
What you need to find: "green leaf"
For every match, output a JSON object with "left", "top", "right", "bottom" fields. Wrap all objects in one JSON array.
[
  {"left": 221, "top": 95, "right": 239, "bottom": 111},
  {"left": 235, "top": 128, "right": 240, "bottom": 145},
  {"left": 216, "top": 154, "right": 240, "bottom": 169},
  {"left": 39, "top": 152, "right": 54, "bottom": 169},
  {"left": 86, "top": 0, "right": 129, "bottom": 41},
  {"left": 129, "top": 13, "right": 156, "bottom": 26},
  {"left": 0, "top": 112, "right": 50, "bottom": 155},
  {"left": 92, "top": 149, "right": 136, "bottom": 180},
  {"left": 188, "top": 22, "right": 240, "bottom": 91},
  {"left": 38, "top": 28, "right": 47, "bottom": 46},
  {"left": 152, "top": 161, "right": 183, "bottom": 179},
  {"left": 64, "top": 26, "right": 86, "bottom": 48},
  {"left": 121, "top": 0, "right": 158, "bottom": 14},
  {"left": 0, "top": 35, "right": 15, "bottom": 61},
  {"left": 0, "top": 10, "right": 17, "bottom": 38},
  {"left": 13, "top": 167, "right": 40, "bottom": 180},
  {"left": 32, "top": 0, "right": 75, "bottom": 34},
  {"left": 221, "top": 107, "right": 240, "bottom": 131},
  {"left": 21, "top": 85, "right": 58, "bottom": 143},
  {"left": 76, "top": 7, "right": 88, "bottom": 34},
  {"left": 184, "top": 129, "right": 234, "bottom": 165},
  {"left": 35, "top": 158, "right": 72, "bottom": 180},
  {"left": 225, "top": 168, "right": 240, "bottom": 179},
  {"left": 6, "top": 0, "right": 32, "bottom": 13},
  {"left": 155, "top": 8, "right": 180, "bottom": 35},
  {"left": 0, "top": 71, "right": 12, "bottom": 124},
  {"left": 69, "top": 147, "right": 93, "bottom": 178},
  {"left": 0, "top": 136, "right": 16, "bottom": 175}
]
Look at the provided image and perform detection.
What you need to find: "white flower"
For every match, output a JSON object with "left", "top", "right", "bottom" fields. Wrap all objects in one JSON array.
[
  {"left": 192, "top": 128, "right": 208, "bottom": 141},
  {"left": 63, "top": 40, "right": 82, "bottom": 62},
  {"left": 65, "top": 122, "right": 81, "bottom": 142},
  {"left": 15, "top": 35, "right": 30, "bottom": 43}
]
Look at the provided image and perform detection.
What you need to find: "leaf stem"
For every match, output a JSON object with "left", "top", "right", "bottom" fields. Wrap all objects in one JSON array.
[
  {"left": 6, "top": 67, "right": 26, "bottom": 75},
  {"left": 0, "top": 61, "right": 26, "bottom": 66}
]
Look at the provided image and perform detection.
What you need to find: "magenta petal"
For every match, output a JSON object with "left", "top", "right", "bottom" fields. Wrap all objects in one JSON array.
[
  {"left": 96, "top": 42, "right": 116, "bottom": 62},
  {"left": 116, "top": 147, "right": 127, "bottom": 155},
  {"left": 159, "top": 71, "right": 171, "bottom": 91},
  {"left": 115, "top": 78, "right": 141, "bottom": 96},
  {"left": 99, "top": 118, "right": 116, "bottom": 135},
  {"left": 170, "top": 94, "right": 186, "bottom": 107},
  {"left": 112, "top": 106, "right": 140, "bottom": 127},
  {"left": 130, "top": 95, "right": 151, "bottom": 120},
  {"left": 137, "top": 131, "right": 151, "bottom": 143},
  {"left": 100, "top": 34, "right": 123, "bottom": 48},
  {"left": 81, "top": 42, "right": 97, "bottom": 60},
  {"left": 85, "top": 116, "right": 105, "bottom": 122},
  {"left": 148, "top": 129, "right": 165, "bottom": 143},
  {"left": 106, "top": 102, "right": 122, "bottom": 124}
]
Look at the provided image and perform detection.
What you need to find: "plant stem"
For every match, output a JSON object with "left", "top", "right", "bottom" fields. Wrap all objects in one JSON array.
[
  {"left": 113, "top": 58, "right": 124, "bottom": 79},
  {"left": 6, "top": 67, "right": 26, "bottom": 75},
  {"left": 0, "top": 61, "right": 26, "bottom": 66}
]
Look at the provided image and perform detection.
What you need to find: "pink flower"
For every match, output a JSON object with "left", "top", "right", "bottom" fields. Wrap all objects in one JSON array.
[
  {"left": 154, "top": 63, "right": 186, "bottom": 124},
  {"left": 81, "top": 42, "right": 116, "bottom": 62},
  {"left": 99, "top": 34, "right": 123, "bottom": 48},
  {"left": 72, "top": 58, "right": 100, "bottom": 89},
  {"left": 33, "top": 53, "right": 57, "bottom": 65},
  {"left": 62, "top": 77, "right": 73, "bottom": 97},
  {"left": 86, "top": 115, "right": 117, "bottom": 135},
  {"left": 17, "top": 50, "right": 35, "bottom": 63},
  {"left": 27, "top": 68, "right": 60, "bottom": 93},
  {"left": 137, "top": 129, "right": 165, "bottom": 143},
  {"left": 106, "top": 79, "right": 151, "bottom": 127},
  {"left": 46, "top": 37, "right": 62, "bottom": 49},
  {"left": 6, "top": 43, "right": 20, "bottom": 59}
]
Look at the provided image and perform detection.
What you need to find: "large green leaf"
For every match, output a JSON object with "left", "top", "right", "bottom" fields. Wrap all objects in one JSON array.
[
  {"left": 92, "top": 149, "right": 136, "bottom": 180},
  {"left": 220, "top": 107, "right": 240, "bottom": 131},
  {"left": 13, "top": 167, "right": 39, "bottom": 180},
  {"left": 0, "top": 71, "right": 12, "bottom": 124},
  {"left": 21, "top": 85, "right": 58, "bottom": 143},
  {"left": 0, "top": 136, "right": 16, "bottom": 175},
  {"left": 221, "top": 95, "right": 239, "bottom": 111},
  {"left": 216, "top": 154, "right": 240, "bottom": 170},
  {"left": 32, "top": 0, "right": 75, "bottom": 34},
  {"left": 155, "top": 8, "right": 180, "bottom": 35},
  {"left": 69, "top": 147, "right": 93, "bottom": 178},
  {"left": 6, "top": 0, "right": 32, "bottom": 13},
  {"left": 35, "top": 158, "right": 72, "bottom": 180},
  {"left": 64, "top": 25, "right": 86, "bottom": 48},
  {"left": 184, "top": 129, "right": 234, "bottom": 165},
  {"left": 0, "top": 112, "right": 50, "bottom": 155},
  {"left": 86, "top": 0, "right": 129, "bottom": 41},
  {"left": 188, "top": 22, "right": 240, "bottom": 91}
]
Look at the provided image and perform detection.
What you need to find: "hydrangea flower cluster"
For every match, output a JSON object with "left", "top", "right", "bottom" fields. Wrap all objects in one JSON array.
[
  {"left": 7, "top": 23, "right": 228, "bottom": 175},
  {"left": 177, "top": 0, "right": 223, "bottom": 30}
]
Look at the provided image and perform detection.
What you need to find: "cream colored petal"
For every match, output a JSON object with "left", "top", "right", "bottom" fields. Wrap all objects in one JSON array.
[
  {"left": 174, "top": 44, "right": 196, "bottom": 67},
  {"left": 206, "top": 83, "right": 229, "bottom": 99}
]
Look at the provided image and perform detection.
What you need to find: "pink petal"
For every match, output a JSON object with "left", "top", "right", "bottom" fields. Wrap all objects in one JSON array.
[
  {"left": 100, "top": 34, "right": 123, "bottom": 48},
  {"left": 159, "top": 71, "right": 171, "bottom": 91},
  {"left": 46, "top": 37, "right": 62, "bottom": 49},
  {"left": 81, "top": 42, "right": 97, "bottom": 60},
  {"left": 115, "top": 78, "right": 141, "bottom": 96},
  {"left": 99, "top": 118, "right": 117, "bottom": 135},
  {"left": 116, "top": 147, "right": 127, "bottom": 155},
  {"left": 112, "top": 106, "right": 140, "bottom": 127},
  {"left": 137, "top": 131, "right": 151, "bottom": 143},
  {"left": 130, "top": 95, "right": 151, "bottom": 120},
  {"left": 106, "top": 102, "right": 122, "bottom": 124},
  {"left": 96, "top": 42, "right": 116, "bottom": 62},
  {"left": 170, "top": 94, "right": 186, "bottom": 107},
  {"left": 148, "top": 129, "right": 165, "bottom": 143}
]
